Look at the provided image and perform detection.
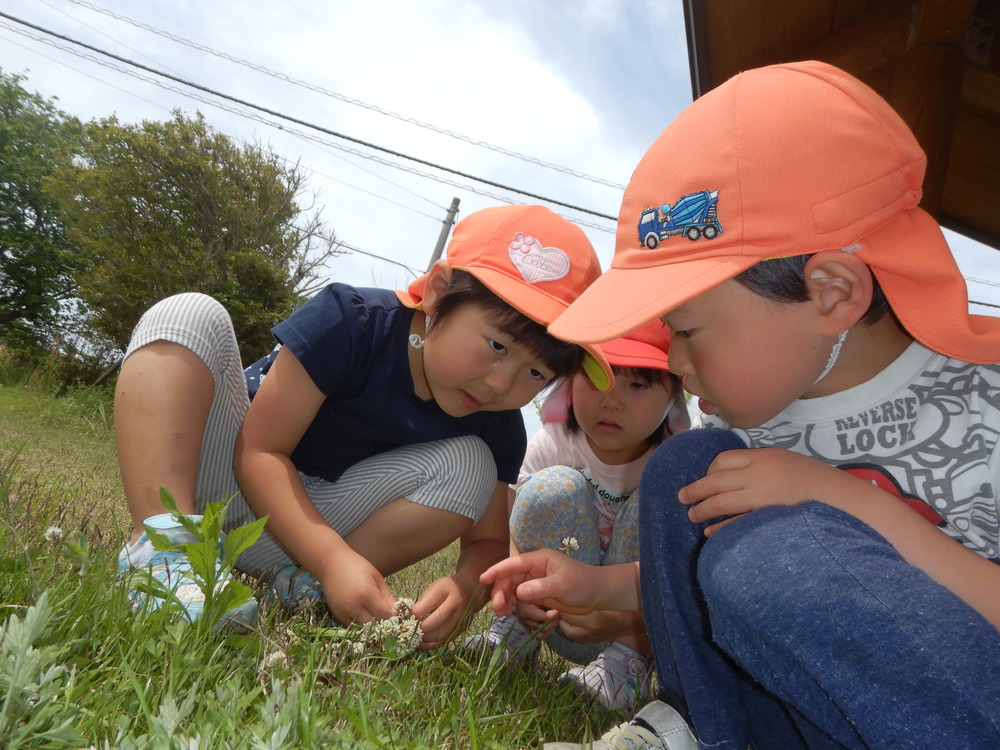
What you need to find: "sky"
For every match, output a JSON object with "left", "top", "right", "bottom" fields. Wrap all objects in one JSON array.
[{"left": 3, "top": 0, "right": 1000, "bottom": 434}]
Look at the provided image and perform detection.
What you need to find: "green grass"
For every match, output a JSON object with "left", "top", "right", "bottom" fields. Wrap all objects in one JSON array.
[{"left": 0, "top": 382, "right": 625, "bottom": 748}]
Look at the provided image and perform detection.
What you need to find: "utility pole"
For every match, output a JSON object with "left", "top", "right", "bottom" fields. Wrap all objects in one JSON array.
[{"left": 426, "top": 197, "right": 460, "bottom": 271}]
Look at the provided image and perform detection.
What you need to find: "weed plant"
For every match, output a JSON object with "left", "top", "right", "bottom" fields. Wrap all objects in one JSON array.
[{"left": 0, "top": 382, "right": 623, "bottom": 748}]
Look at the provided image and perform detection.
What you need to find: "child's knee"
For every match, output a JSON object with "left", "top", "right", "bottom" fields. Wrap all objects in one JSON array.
[
  {"left": 696, "top": 504, "right": 837, "bottom": 624},
  {"left": 128, "top": 292, "right": 234, "bottom": 360},
  {"left": 645, "top": 429, "right": 746, "bottom": 488},
  {"left": 517, "top": 466, "right": 590, "bottom": 506},
  {"left": 511, "top": 467, "right": 591, "bottom": 529},
  {"left": 144, "top": 292, "right": 226, "bottom": 325},
  {"left": 511, "top": 466, "right": 596, "bottom": 554},
  {"left": 420, "top": 435, "right": 497, "bottom": 520}
]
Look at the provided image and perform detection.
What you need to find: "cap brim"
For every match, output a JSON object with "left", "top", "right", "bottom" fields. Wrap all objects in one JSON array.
[
  {"left": 469, "top": 266, "right": 614, "bottom": 390},
  {"left": 468, "top": 266, "right": 569, "bottom": 327},
  {"left": 550, "top": 256, "right": 757, "bottom": 344},
  {"left": 601, "top": 338, "right": 671, "bottom": 371},
  {"left": 396, "top": 268, "right": 615, "bottom": 391},
  {"left": 399, "top": 265, "right": 597, "bottom": 326}
]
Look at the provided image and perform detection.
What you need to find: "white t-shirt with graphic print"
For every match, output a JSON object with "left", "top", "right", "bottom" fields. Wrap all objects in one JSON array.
[{"left": 698, "top": 342, "right": 1000, "bottom": 561}]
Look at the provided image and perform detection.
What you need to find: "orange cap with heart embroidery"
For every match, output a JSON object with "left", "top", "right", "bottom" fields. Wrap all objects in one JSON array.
[{"left": 397, "top": 204, "right": 613, "bottom": 389}]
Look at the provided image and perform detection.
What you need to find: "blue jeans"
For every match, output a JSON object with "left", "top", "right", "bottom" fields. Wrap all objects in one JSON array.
[{"left": 638, "top": 428, "right": 1000, "bottom": 750}]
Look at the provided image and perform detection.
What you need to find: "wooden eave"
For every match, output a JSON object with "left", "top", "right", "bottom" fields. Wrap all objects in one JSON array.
[{"left": 684, "top": 0, "right": 1000, "bottom": 251}]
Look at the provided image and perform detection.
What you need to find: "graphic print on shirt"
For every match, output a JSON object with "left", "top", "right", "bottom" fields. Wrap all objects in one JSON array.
[
  {"left": 838, "top": 463, "right": 946, "bottom": 527},
  {"left": 734, "top": 357, "right": 1000, "bottom": 561}
]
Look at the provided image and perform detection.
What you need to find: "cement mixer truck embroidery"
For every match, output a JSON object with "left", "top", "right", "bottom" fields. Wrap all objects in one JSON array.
[{"left": 638, "top": 190, "right": 723, "bottom": 248}]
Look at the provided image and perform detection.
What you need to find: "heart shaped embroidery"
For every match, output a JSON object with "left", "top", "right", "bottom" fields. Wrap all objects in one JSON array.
[{"left": 508, "top": 232, "right": 571, "bottom": 284}]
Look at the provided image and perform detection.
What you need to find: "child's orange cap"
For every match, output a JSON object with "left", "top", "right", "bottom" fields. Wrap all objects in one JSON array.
[
  {"left": 397, "top": 204, "right": 613, "bottom": 389},
  {"left": 551, "top": 61, "right": 1000, "bottom": 365},
  {"left": 600, "top": 319, "right": 672, "bottom": 372},
  {"left": 540, "top": 321, "right": 690, "bottom": 433}
]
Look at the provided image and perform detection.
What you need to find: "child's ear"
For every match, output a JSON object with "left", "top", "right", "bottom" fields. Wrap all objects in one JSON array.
[
  {"left": 420, "top": 260, "right": 453, "bottom": 317},
  {"left": 804, "top": 250, "right": 873, "bottom": 335}
]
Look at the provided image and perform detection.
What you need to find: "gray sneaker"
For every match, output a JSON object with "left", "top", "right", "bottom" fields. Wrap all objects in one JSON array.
[
  {"left": 559, "top": 642, "right": 652, "bottom": 710},
  {"left": 543, "top": 699, "right": 698, "bottom": 749},
  {"left": 462, "top": 613, "right": 540, "bottom": 665}
]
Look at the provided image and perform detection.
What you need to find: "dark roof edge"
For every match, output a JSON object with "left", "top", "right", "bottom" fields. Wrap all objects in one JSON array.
[{"left": 683, "top": 0, "right": 708, "bottom": 100}]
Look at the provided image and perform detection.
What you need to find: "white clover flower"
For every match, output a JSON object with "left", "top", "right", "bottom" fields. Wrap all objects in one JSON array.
[
  {"left": 353, "top": 596, "right": 423, "bottom": 657},
  {"left": 263, "top": 649, "right": 288, "bottom": 669},
  {"left": 559, "top": 536, "right": 579, "bottom": 554},
  {"left": 44, "top": 526, "right": 64, "bottom": 543}
]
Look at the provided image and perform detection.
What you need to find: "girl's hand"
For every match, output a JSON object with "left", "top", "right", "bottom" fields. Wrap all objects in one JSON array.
[
  {"left": 557, "top": 609, "right": 644, "bottom": 644},
  {"left": 680, "top": 448, "right": 858, "bottom": 536},
  {"left": 318, "top": 550, "right": 396, "bottom": 626},
  {"left": 514, "top": 600, "right": 560, "bottom": 637},
  {"left": 410, "top": 574, "right": 475, "bottom": 649}
]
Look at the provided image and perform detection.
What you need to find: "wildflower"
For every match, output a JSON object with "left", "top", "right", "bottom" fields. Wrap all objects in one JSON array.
[
  {"left": 262, "top": 649, "right": 288, "bottom": 669},
  {"left": 355, "top": 597, "right": 423, "bottom": 657},
  {"left": 45, "top": 526, "right": 64, "bottom": 543},
  {"left": 559, "top": 536, "right": 579, "bottom": 554}
]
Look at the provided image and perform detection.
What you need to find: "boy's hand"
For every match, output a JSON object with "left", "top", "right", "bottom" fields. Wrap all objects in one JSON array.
[
  {"left": 318, "top": 550, "right": 396, "bottom": 625},
  {"left": 680, "top": 448, "right": 858, "bottom": 536},
  {"left": 480, "top": 548, "right": 600, "bottom": 616}
]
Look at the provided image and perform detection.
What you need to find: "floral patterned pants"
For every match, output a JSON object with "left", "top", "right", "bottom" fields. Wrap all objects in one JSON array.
[{"left": 509, "top": 465, "right": 640, "bottom": 664}]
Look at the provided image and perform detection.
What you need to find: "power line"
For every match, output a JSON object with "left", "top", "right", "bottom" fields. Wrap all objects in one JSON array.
[
  {"left": 967, "top": 275, "right": 1000, "bottom": 289},
  {"left": 4, "top": 12, "right": 996, "bottom": 310},
  {"left": 1, "top": 17, "right": 619, "bottom": 237},
  {"left": 1, "top": 83, "right": 427, "bottom": 282},
  {"left": 39, "top": 0, "right": 188, "bottom": 80},
  {"left": 64, "top": 0, "right": 627, "bottom": 192},
  {"left": 971, "top": 300, "right": 1000, "bottom": 311},
  {"left": 0, "top": 10, "right": 618, "bottom": 222},
  {"left": 3, "top": 22, "right": 569, "bottom": 220},
  {"left": 4, "top": 20, "right": 455, "bottom": 223},
  {"left": 22, "top": 3, "right": 468, "bottom": 218},
  {"left": 3, "top": 28, "right": 167, "bottom": 113}
]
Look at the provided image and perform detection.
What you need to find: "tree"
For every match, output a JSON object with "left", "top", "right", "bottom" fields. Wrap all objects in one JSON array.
[
  {"left": 45, "top": 111, "right": 344, "bottom": 360},
  {"left": 0, "top": 69, "right": 83, "bottom": 353}
]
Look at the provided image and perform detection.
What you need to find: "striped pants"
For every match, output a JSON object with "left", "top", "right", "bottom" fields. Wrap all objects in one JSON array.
[{"left": 124, "top": 292, "right": 497, "bottom": 577}]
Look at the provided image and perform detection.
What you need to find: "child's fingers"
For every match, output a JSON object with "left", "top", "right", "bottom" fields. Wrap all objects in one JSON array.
[
  {"left": 480, "top": 555, "right": 532, "bottom": 584},
  {"left": 514, "top": 576, "right": 565, "bottom": 606},
  {"left": 516, "top": 600, "right": 555, "bottom": 632},
  {"left": 679, "top": 450, "right": 753, "bottom": 505},
  {"left": 417, "top": 610, "right": 449, "bottom": 647},
  {"left": 352, "top": 592, "right": 396, "bottom": 624},
  {"left": 409, "top": 586, "right": 445, "bottom": 620},
  {"left": 489, "top": 585, "right": 515, "bottom": 615}
]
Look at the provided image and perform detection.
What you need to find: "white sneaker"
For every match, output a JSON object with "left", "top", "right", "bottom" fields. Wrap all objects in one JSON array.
[
  {"left": 559, "top": 642, "right": 652, "bottom": 710},
  {"left": 543, "top": 699, "right": 697, "bottom": 749},
  {"left": 462, "top": 613, "right": 540, "bottom": 665},
  {"left": 118, "top": 514, "right": 259, "bottom": 631}
]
